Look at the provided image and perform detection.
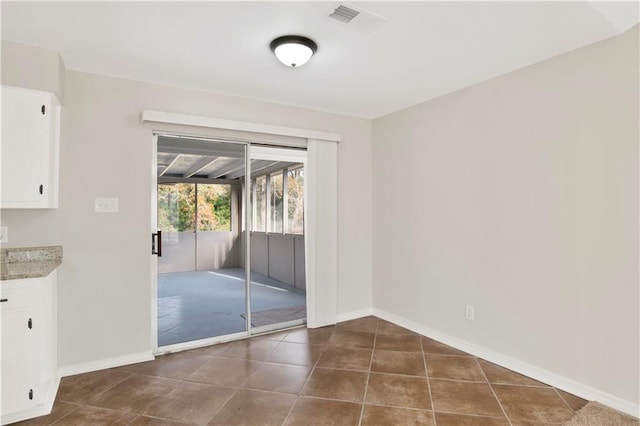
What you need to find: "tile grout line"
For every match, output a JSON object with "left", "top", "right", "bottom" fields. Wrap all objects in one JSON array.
[
  {"left": 430, "top": 408, "right": 517, "bottom": 419},
  {"left": 421, "top": 335, "right": 438, "bottom": 426},
  {"left": 475, "top": 357, "right": 513, "bottom": 426},
  {"left": 202, "top": 359, "right": 266, "bottom": 425},
  {"left": 357, "top": 319, "right": 380, "bottom": 426},
  {"left": 206, "top": 329, "right": 289, "bottom": 424},
  {"left": 182, "top": 354, "right": 218, "bottom": 381},
  {"left": 49, "top": 317, "right": 578, "bottom": 426},
  {"left": 85, "top": 372, "right": 185, "bottom": 422},
  {"left": 410, "top": 376, "right": 551, "bottom": 386},
  {"left": 280, "top": 328, "right": 333, "bottom": 426},
  {"left": 56, "top": 369, "right": 141, "bottom": 420},
  {"left": 167, "top": 338, "right": 266, "bottom": 424},
  {"left": 62, "top": 361, "right": 190, "bottom": 425},
  {"left": 552, "top": 386, "right": 581, "bottom": 412},
  {"left": 46, "top": 403, "right": 82, "bottom": 426}
]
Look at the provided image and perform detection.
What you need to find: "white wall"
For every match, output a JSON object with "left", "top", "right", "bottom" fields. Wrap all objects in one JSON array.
[
  {"left": 0, "top": 58, "right": 372, "bottom": 369},
  {"left": 249, "top": 232, "right": 269, "bottom": 276},
  {"left": 1, "top": 41, "right": 65, "bottom": 104},
  {"left": 196, "top": 232, "right": 238, "bottom": 270},
  {"left": 248, "top": 232, "right": 306, "bottom": 289},
  {"left": 157, "top": 231, "right": 238, "bottom": 273},
  {"left": 372, "top": 25, "right": 639, "bottom": 407}
]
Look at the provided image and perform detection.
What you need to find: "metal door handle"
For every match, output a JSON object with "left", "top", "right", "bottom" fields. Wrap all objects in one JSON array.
[{"left": 152, "top": 230, "right": 162, "bottom": 257}]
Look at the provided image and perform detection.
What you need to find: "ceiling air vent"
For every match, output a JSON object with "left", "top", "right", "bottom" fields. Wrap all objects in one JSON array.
[
  {"left": 329, "top": 4, "right": 360, "bottom": 23},
  {"left": 327, "top": 3, "right": 387, "bottom": 34}
]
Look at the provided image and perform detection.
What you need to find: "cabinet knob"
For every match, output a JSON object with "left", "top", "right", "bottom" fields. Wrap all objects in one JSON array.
[
  {"left": 0, "top": 298, "right": 7, "bottom": 303},
  {"left": 41, "top": 105, "right": 45, "bottom": 115},
  {"left": 39, "top": 184, "right": 44, "bottom": 195},
  {"left": 29, "top": 389, "right": 33, "bottom": 400},
  {"left": 28, "top": 318, "right": 32, "bottom": 329}
]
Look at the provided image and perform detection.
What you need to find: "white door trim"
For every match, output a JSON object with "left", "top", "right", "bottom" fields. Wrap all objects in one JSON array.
[
  {"left": 148, "top": 113, "right": 340, "bottom": 353},
  {"left": 150, "top": 134, "right": 159, "bottom": 352},
  {"left": 142, "top": 110, "right": 341, "bottom": 143},
  {"left": 305, "top": 139, "right": 338, "bottom": 328}
]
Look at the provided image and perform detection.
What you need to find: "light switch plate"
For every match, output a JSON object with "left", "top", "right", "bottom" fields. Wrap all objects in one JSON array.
[
  {"left": 95, "top": 197, "right": 119, "bottom": 213},
  {"left": 0, "top": 226, "right": 8, "bottom": 243}
]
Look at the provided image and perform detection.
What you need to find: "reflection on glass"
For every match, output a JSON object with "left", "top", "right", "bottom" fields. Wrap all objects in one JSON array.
[
  {"left": 270, "top": 173, "right": 283, "bottom": 233},
  {"left": 254, "top": 176, "right": 266, "bottom": 232},
  {"left": 287, "top": 167, "right": 304, "bottom": 234},
  {"left": 158, "top": 183, "right": 195, "bottom": 234}
]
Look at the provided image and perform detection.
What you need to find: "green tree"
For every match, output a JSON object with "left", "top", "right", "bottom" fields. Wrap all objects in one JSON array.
[{"left": 158, "top": 183, "right": 231, "bottom": 232}]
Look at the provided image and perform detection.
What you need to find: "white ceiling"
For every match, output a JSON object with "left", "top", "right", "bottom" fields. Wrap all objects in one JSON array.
[{"left": 2, "top": 1, "right": 638, "bottom": 119}]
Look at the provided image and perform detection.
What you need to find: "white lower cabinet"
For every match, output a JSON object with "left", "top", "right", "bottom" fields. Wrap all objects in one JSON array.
[{"left": 1, "top": 273, "right": 58, "bottom": 425}]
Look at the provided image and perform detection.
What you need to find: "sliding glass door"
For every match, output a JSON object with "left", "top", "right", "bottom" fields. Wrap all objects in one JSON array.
[
  {"left": 154, "top": 136, "right": 308, "bottom": 349},
  {"left": 247, "top": 146, "right": 307, "bottom": 334},
  {"left": 156, "top": 136, "right": 248, "bottom": 347}
]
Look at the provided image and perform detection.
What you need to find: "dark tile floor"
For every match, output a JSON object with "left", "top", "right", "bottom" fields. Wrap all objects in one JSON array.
[{"left": 18, "top": 316, "right": 588, "bottom": 425}]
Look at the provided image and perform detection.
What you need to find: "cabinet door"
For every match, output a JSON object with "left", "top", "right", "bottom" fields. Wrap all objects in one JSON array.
[
  {"left": 1, "top": 304, "right": 39, "bottom": 414},
  {"left": 1, "top": 86, "right": 52, "bottom": 207}
]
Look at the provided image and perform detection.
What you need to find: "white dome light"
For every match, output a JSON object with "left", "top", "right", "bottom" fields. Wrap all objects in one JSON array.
[{"left": 270, "top": 36, "right": 318, "bottom": 68}]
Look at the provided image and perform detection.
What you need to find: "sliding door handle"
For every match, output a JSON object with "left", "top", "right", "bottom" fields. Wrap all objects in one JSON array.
[{"left": 152, "top": 230, "right": 162, "bottom": 257}]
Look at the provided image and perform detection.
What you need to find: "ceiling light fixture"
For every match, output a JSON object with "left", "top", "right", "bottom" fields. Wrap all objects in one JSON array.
[{"left": 270, "top": 35, "right": 317, "bottom": 68}]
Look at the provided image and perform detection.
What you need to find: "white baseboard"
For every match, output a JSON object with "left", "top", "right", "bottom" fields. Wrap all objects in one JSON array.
[
  {"left": 336, "top": 308, "right": 373, "bottom": 323},
  {"left": 372, "top": 308, "right": 639, "bottom": 418},
  {"left": 43, "top": 374, "right": 61, "bottom": 413},
  {"left": 2, "top": 402, "right": 55, "bottom": 425},
  {"left": 58, "top": 351, "right": 154, "bottom": 377}
]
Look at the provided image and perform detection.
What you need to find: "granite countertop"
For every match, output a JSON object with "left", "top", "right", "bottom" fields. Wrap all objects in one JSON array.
[{"left": 0, "top": 246, "right": 62, "bottom": 280}]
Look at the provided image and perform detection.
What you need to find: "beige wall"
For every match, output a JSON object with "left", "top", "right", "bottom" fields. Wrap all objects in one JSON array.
[
  {"left": 1, "top": 63, "right": 373, "bottom": 369},
  {"left": 248, "top": 233, "right": 306, "bottom": 290},
  {"left": 1, "top": 40, "right": 66, "bottom": 103},
  {"left": 157, "top": 231, "right": 238, "bottom": 274},
  {"left": 373, "top": 26, "right": 639, "bottom": 405}
]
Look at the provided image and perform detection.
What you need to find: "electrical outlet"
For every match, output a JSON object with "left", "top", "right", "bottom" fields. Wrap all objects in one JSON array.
[
  {"left": 95, "top": 197, "right": 119, "bottom": 213},
  {"left": 0, "top": 226, "right": 7, "bottom": 243},
  {"left": 465, "top": 305, "right": 475, "bottom": 321}
]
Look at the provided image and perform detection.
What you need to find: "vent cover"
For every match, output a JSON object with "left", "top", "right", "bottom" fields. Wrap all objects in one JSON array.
[
  {"left": 327, "top": 3, "right": 388, "bottom": 34},
  {"left": 329, "top": 4, "right": 360, "bottom": 23}
]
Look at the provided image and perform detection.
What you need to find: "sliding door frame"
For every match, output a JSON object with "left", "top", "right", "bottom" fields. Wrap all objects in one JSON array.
[
  {"left": 152, "top": 136, "right": 251, "bottom": 353},
  {"left": 144, "top": 111, "right": 340, "bottom": 355},
  {"left": 248, "top": 146, "right": 308, "bottom": 335}
]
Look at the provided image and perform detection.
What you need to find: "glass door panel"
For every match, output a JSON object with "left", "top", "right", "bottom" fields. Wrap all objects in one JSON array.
[
  {"left": 156, "top": 137, "right": 248, "bottom": 347},
  {"left": 247, "top": 146, "right": 307, "bottom": 334}
]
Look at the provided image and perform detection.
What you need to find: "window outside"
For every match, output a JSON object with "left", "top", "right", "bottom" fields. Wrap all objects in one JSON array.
[
  {"left": 287, "top": 168, "right": 304, "bottom": 234},
  {"left": 197, "top": 184, "right": 231, "bottom": 231},
  {"left": 270, "top": 173, "right": 284, "bottom": 233},
  {"left": 254, "top": 176, "right": 266, "bottom": 232},
  {"left": 158, "top": 183, "right": 231, "bottom": 233},
  {"left": 250, "top": 166, "right": 304, "bottom": 234}
]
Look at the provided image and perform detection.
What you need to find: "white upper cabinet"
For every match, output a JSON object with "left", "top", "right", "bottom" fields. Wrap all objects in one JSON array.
[{"left": 1, "top": 85, "right": 60, "bottom": 208}]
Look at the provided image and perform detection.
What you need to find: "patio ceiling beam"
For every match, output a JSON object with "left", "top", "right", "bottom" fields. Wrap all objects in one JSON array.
[
  {"left": 159, "top": 154, "right": 181, "bottom": 177},
  {"left": 225, "top": 160, "right": 274, "bottom": 180},
  {"left": 208, "top": 159, "right": 246, "bottom": 179},
  {"left": 183, "top": 156, "right": 219, "bottom": 178}
]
